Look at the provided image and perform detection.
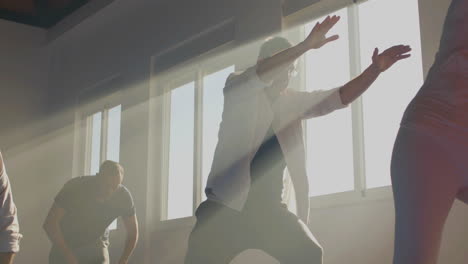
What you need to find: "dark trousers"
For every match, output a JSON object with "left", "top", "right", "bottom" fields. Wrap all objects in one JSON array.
[{"left": 185, "top": 200, "right": 323, "bottom": 264}]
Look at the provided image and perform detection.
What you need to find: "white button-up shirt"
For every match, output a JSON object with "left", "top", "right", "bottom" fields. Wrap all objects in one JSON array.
[{"left": 206, "top": 65, "right": 348, "bottom": 211}]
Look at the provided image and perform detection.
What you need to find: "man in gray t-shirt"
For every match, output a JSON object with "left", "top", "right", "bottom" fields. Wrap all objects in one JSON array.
[{"left": 43, "top": 161, "right": 138, "bottom": 264}]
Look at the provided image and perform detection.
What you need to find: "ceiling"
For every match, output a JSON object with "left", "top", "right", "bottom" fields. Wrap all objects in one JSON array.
[{"left": 0, "top": 0, "right": 94, "bottom": 28}]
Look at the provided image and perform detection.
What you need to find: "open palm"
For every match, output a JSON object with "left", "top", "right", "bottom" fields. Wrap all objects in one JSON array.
[
  {"left": 372, "top": 45, "right": 412, "bottom": 72},
  {"left": 303, "top": 15, "right": 340, "bottom": 49}
]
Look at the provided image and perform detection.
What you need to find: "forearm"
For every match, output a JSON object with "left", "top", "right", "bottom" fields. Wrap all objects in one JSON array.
[
  {"left": 44, "top": 224, "right": 73, "bottom": 256},
  {"left": 257, "top": 41, "right": 309, "bottom": 82},
  {"left": 339, "top": 63, "right": 381, "bottom": 105},
  {"left": 120, "top": 232, "right": 138, "bottom": 262}
]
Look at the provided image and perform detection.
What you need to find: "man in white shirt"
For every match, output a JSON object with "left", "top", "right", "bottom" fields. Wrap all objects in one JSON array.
[
  {"left": 0, "top": 151, "right": 22, "bottom": 264},
  {"left": 185, "top": 15, "right": 411, "bottom": 264}
]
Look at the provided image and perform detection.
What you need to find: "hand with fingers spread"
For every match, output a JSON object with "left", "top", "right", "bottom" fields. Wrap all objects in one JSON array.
[
  {"left": 372, "top": 45, "right": 412, "bottom": 73},
  {"left": 256, "top": 14, "right": 340, "bottom": 84},
  {"left": 303, "top": 15, "right": 341, "bottom": 50},
  {"left": 338, "top": 44, "right": 412, "bottom": 105}
]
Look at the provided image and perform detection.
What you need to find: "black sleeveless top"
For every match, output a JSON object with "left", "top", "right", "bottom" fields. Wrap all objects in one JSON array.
[
  {"left": 437, "top": 0, "right": 468, "bottom": 64},
  {"left": 401, "top": 0, "right": 468, "bottom": 129},
  {"left": 246, "top": 127, "right": 287, "bottom": 206}
]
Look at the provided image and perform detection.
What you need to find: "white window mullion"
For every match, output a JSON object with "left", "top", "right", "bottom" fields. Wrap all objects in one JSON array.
[
  {"left": 101, "top": 108, "right": 109, "bottom": 164},
  {"left": 161, "top": 86, "right": 172, "bottom": 221},
  {"left": 84, "top": 115, "right": 93, "bottom": 175},
  {"left": 298, "top": 23, "right": 310, "bottom": 203},
  {"left": 72, "top": 111, "right": 84, "bottom": 178},
  {"left": 193, "top": 70, "right": 204, "bottom": 211},
  {"left": 347, "top": 4, "right": 367, "bottom": 197},
  {"left": 298, "top": 24, "right": 308, "bottom": 144}
]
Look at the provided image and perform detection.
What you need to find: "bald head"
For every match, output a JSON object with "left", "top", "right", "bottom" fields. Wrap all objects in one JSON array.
[
  {"left": 97, "top": 160, "right": 124, "bottom": 200},
  {"left": 98, "top": 160, "right": 123, "bottom": 180}
]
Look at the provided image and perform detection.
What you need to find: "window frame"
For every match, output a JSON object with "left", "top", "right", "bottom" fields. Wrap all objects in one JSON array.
[
  {"left": 284, "top": 0, "right": 424, "bottom": 208},
  {"left": 83, "top": 102, "right": 123, "bottom": 175},
  {"left": 151, "top": 0, "right": 424, "bottom": 221},
  {"left": 73, "top": 86, "right": 124, "bottom": 229},
  {"left": 151, "top": 43, "right": 239, "bottom": 226},
  {"left": 160, "top": 72, "right": 197, "bottom": 222}
]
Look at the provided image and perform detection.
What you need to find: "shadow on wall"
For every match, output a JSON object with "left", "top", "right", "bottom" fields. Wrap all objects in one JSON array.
[{"left": 4, "top": 118, "right": 76, "bottom": 264}]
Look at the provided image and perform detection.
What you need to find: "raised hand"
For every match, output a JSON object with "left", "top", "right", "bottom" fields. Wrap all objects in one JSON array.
[
  {"left": 303, "top": 15, "right": 340, "bottom": 50},
  {"left": 372, "top": 45, "right": 412, "bottom": 73}
]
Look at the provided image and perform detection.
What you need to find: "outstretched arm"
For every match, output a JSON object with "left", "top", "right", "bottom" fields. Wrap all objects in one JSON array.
[
  {"left": 257, "top": 15, "right": 341, "bottom": 83},
  {"left": 339, "top": 45, "right": 412, "bottom": 105}
]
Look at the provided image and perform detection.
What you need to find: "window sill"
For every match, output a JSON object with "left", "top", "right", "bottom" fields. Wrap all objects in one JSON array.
[
  {"left": 154, "top": 188, "right": 394, "bottom": 231},
  {"left": 156, "top": 216, "right": 196, "bottom": 231},
  {"left": 309, "top": 186, "right": 393, "bottom": 209}
]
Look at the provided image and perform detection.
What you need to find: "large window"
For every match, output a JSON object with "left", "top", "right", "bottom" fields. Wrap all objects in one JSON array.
[
  {"left": 167, "top": 82, "right": 195, "bottom": 220},
  {"left": 163, "top": 65, "right": 235, "bottom": 220},
  {"left": 159, "top": 0, "right": 423, "bottom": 217},
  {"left": 85, "top": 105, "right": 122, "bottom": 174},
  {"left": 358, "top": 0, "right": 423, "bottom": 188},
  {"left": 305, "top": 8, "right": 354, "bottom": 197},
  {"left": 202, "top": 67, "right": 236, "bottom": 201},
  {"left": 84, "top": 104, "right": 122, "bottom": 229},
  {"left": 300, "top": 0, "right": 423, "bottom": 198}
]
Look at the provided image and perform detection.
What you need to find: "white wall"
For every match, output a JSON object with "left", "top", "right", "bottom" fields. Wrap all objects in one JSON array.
[
  {"left": 0, "top": 19, "right": 54, "bottom": 263},
  {"left": 3, "top": 0, "right": 464, "bottom": 263},
  {"left": 0, "top": 19, "right": 48, "bottom": 147}
]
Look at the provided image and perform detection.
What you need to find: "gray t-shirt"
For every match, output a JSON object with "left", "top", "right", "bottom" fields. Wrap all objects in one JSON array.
[{"left": 54, "top": 176, "right": 135, "bottom": 248}]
